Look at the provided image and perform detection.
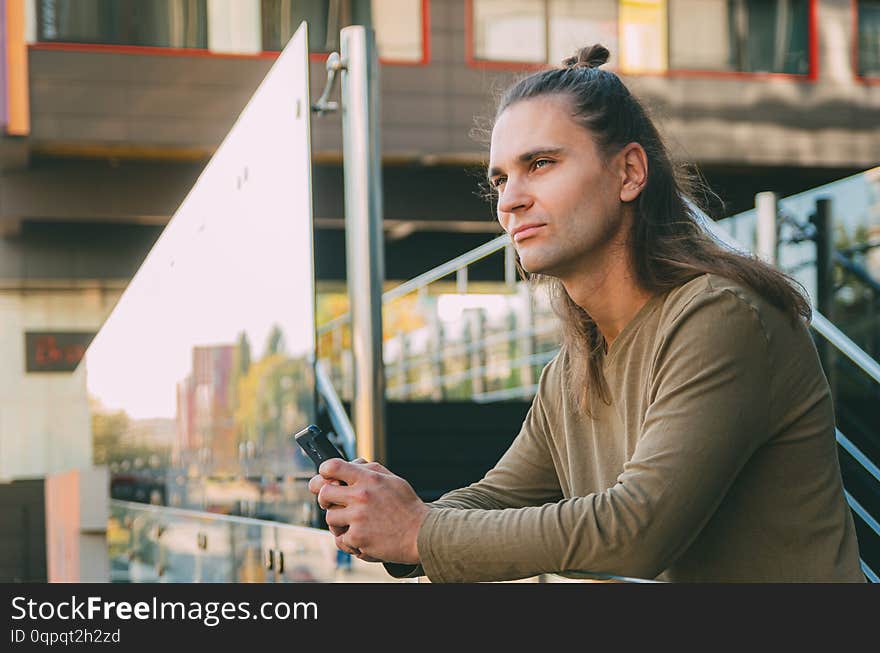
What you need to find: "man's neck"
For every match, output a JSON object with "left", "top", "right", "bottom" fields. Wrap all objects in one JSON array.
[{"left": 560, "top": 253, "right": 654, "bottom": 351}]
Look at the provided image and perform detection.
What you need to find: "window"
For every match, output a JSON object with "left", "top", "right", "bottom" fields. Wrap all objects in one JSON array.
[
  {"left": 619, "top": 0, "right": 665, "bottom": 74},
  {"left": 472, "top": 0, "right": 618, "bottom": 67},
  {"left": 262, "top": 0, "right": 425, "bottom": 62},
  {"left": 37, "top": 0, "right": 208, "bottom": 49},
  {"left": 669, "top": 0, "right": 810, "bottom": 74},
  {"left": 371, "top": 0, "right": 424, "bottom": 62},
  {"left": 859, "top": 0, "right": 880, "bottom": 77}
]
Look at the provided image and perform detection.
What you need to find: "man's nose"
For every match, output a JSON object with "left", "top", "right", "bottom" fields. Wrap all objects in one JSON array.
[{"left": 497, "top": 179, "right": 534, "bottom": 219}]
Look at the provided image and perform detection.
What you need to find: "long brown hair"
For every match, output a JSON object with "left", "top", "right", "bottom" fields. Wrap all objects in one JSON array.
[{"left": 488, "top": 44, "right": 811, "bottom": 414}]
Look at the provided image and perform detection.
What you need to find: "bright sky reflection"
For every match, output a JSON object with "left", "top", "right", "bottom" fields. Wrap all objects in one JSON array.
[{"left": 84, "top": 25, "right": 315, "bottom": 420}]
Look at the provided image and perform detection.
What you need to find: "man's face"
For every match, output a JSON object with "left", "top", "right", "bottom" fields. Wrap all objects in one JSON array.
[{"left": 489, "top": 95, "right": 628, "bottom": 279}]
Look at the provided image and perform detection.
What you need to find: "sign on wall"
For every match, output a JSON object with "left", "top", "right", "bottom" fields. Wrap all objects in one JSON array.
[{"left": 25, "top": 332, "right": 96, "bottom": 373}]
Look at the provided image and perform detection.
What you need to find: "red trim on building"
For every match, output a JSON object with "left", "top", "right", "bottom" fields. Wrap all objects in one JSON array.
[
  {"left": 464, "top": 0, "right": 818, "bottom": 82},
  {"left": 809, "top": 0, "right": 819, "bottom": 79},
  {"left": 29, "top": 1, "right": 433, "bottom": 67}
]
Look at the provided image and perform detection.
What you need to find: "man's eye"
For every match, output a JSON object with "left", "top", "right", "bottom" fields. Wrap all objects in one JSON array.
[
  {"left": 533, "top": 159, "right": 552, "bottom": 170},
  {"left": 492, "top": 176, "right": 507, "bottom": 189}
]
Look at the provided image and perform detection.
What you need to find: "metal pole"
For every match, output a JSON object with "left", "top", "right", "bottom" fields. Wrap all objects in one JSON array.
[
  {"left": 811, "top": 198, "right": 836, "bottom": 399},
  {"left": 812, "top": 198, "right": 834, "bottom": 322},
  {"left": 755, "top": 191, "right": 777, "bottom": 265},
  {"left": 341, "top": 26, "right": 386, "bottom": 463}
]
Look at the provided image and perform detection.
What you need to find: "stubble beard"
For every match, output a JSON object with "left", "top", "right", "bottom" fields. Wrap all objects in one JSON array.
[{"left": 522, "top": 209, "right": 626, "bottom": 283}]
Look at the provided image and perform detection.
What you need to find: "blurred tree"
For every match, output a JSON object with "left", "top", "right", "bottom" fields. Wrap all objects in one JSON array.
[
  {"left": 265, "top": 324, "right": 286, "bottom": 357},
  {"left": 91, "top": 403, "right": 171, "bottom": 468},
  {"left": 92, "top": 408, "right": 129, "bottom": 466},
  {"left": 237, "top": 331, "right": 251, "bottom": 375}
]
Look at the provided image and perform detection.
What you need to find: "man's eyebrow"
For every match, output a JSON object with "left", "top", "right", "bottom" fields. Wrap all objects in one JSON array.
[{"left": 487, "top": 147, "right": 566, "bottom": 179}]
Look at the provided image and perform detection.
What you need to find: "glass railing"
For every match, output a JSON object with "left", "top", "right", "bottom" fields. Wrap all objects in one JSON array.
[
  {"left": 109, "top": 500, "right": 644, "bottom": 583},
  {"left": 85, "top": 24, "right": 319, "bottom": 498},
  {"left": 109, "top": 500, "right": 406, "bottom": 583}
]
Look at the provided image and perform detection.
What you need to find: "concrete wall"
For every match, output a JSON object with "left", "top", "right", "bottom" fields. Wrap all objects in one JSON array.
[{"left": 0, "top": 284, "right": 122, "bottom": 481}]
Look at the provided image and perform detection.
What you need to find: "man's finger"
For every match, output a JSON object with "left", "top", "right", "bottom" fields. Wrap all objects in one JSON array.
[
  {"left": 364, "top": 461, "right": 392, "bottom": 475},
  {"left": 324, "top": 506, "right": 352, "bottom": 530},
  {"left": 308, "top": 474, "right": 327, "bottom": 495},
  {"left": 319, "top": 458, "right": 371, "bottom": 484},
  {"left": 349, "top": 457, "right": 394, "bottom": 475},
  {"left": 318, "top": 483, "right": 350, "bottom": 510}
]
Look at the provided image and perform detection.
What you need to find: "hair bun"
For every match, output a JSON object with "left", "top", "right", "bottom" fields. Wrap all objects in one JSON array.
[{"left": 562, "top": 44, "right": 610, "bottom": 70}]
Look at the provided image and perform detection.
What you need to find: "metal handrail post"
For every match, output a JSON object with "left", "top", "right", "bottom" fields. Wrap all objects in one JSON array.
[
  {"left": 341, "top": 26, "right": 386, "bottom": 463},
  {"left": 755, "top": 191, "right": 778, "bottom": 265}
]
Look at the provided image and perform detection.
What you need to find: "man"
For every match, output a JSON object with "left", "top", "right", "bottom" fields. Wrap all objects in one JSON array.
[{"left": 309, "top": 45, "right": 865, "bottom": 582}]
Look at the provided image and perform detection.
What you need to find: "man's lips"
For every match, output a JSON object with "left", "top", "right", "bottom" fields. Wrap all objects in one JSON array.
[{"left": 512, "top": 223, "right": 546, "bottom": 242}]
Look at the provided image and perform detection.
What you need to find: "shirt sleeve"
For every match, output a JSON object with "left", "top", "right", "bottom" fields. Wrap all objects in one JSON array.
[
  {"left": 414, "top": 288, "right": 773, "bottom": 582},
  {"left": 383, "top": 361, "right": 565, "bottom": 580}
]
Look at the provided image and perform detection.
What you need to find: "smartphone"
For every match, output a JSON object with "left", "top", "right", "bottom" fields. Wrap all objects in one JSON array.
[{"left": 293, "top": 424, "right": 348, "bottom": 470}]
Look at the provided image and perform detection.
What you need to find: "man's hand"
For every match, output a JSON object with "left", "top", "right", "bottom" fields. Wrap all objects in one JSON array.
[
  {"left": 308, "top": 457, "right": 376, "bottom": 560},
  {"left": 308, "top": 459, "right": 428, "bottom": 565}
]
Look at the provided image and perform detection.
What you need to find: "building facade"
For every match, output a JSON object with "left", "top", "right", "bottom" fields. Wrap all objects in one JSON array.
[{"left": 0, "top": 0, "right": 879, "bottom": 480}]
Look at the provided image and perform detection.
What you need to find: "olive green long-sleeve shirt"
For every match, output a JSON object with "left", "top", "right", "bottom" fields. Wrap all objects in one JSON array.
[{"left": 386, "top": 273, "right": 864, "bottom": 582}]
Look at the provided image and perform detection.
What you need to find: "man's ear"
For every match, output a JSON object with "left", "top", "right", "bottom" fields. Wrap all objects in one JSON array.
[{"left": 619, "top": 143, "right": 648, "bottom": 203}]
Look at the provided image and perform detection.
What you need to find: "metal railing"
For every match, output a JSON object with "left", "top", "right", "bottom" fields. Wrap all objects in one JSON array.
[
  {"left": 317, "top": 236, "right": 562, "bottom": 403},
  {"left": 315, "top": 358, "right": 357, "bottom": 460},
  {"left": 320, "top": 214, "right": 879, "bottom": 405}
]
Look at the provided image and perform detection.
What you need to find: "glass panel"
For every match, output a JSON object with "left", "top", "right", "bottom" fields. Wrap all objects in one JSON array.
[
  {"left": 473, "top": 0, "right": 545, "bottom": 63},
  {"left": 156, "top": 512, "right": 231, "bottom": 581},
  {"left": 111, "top": 505, "right": 164, "bottom": 582},
  {"left": 229, "top": 521, "right": 277, "bottom": 582},
  {"left": 110, "top": 501, "right": 415, "bottom": 583},
  {"left": 37, "top": 0, "right": 208, "bottom": 49},
  {"left": 669, "top": 0, "right": 733, "bottom": 71},
  {"left": 548, "top": 0, "right": 618, "bottom": 68},
  {"left": 85, "top": 26, "right": 317, "bottom": 517},
  {"left": 372, "top": 0, "right": 423, "bottom": 61},
  {"left": 860, "top": 1, "right": 880, "bottom": 77}
]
